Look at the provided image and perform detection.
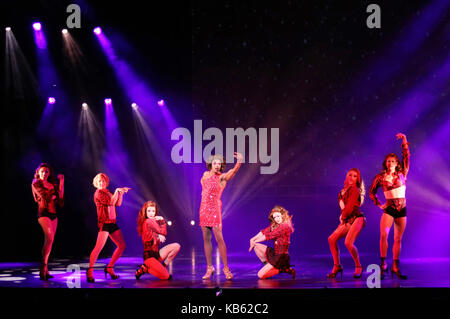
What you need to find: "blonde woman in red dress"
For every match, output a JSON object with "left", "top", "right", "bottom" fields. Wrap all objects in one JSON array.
[{"left": 199, "top": 152, "right": 243, "bottom": 280}]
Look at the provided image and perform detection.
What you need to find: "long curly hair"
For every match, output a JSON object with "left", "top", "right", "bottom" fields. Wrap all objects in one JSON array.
[
  {"left": 137, "top": 201, "right": 159, "bottom": 237},
  {"left": 206, "top": 154, "right": 226, "bottom": 172},
  {"left": 382, "top": 153, "right": 403, "bottom": 173},
  {"left": 33, "top": 163, "right": 57, "bottom": 185},
  {"left": 268, "top": 205, "right": 294, "bottom": 232},
  {"left": 343, "top": 168, "right": 365, "bottom": 205}
]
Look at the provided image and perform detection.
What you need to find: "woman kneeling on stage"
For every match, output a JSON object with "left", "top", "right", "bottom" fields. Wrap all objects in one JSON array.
[
  {"left": 249, "top": 205, "right": 295, "bottom": 279},
  {"left": 136, "top": 201, "right": 181, "bottom": 280}
]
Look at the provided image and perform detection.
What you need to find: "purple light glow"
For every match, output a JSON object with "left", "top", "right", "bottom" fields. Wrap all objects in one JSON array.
[
  {"left": 48, "top": 97, "right": 56, "bottom": 104},
  {"left": 32, "top": 22, "right": 41, "bottom": 31},
  {"left": 104, "top": 98, "right": 112, "bottom": 104},
  {"left": 93, "top": 27, "right": 102, "bottom": 35},
  {"left": 33, "top": 25, "right": 47, "bottom": 49},
  {"left": 157, "top": 99, "right": 165, "bottom": 107}
]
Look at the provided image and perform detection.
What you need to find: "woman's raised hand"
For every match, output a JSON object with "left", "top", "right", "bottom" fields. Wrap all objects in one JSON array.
[{"left": 396, "top": 133, "right": 407, "bottom": 142}]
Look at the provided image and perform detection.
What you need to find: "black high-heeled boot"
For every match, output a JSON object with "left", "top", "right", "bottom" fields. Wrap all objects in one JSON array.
[
  {"left": 391, "top": 259, "right": 407, "bottom": 280},
  {"left": 285, "top": 267, "right": 296, "bottom": 279},
  {"left": 135, "top": 264, "right": 148, "bottom": 280},
  {"left": 327, "top": 264, "right": 343, "bottom": 279},
  {"left": 86, "top": 267, "right": 95, "bottom": 283},
  {"left": 40, "top": 263, "right": 49, "bottom": 281}
]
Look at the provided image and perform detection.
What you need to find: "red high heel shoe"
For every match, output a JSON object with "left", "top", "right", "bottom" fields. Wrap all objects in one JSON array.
[{"left": 353, "top": 265, "right": 363, "bottom": 278}]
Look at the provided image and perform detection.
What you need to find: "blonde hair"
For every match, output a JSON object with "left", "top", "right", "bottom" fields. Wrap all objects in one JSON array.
[{"left": 93, "top": 173, "right": 109, "bottom": 189}]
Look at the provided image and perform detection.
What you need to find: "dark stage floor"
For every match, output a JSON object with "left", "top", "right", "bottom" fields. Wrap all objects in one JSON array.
[{"left": 1, "top": 251, "right": 449, "bottom": 314}]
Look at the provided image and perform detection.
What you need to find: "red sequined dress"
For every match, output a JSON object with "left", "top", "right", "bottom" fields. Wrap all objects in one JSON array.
[{"left": 199, "top": 173, "right": 224, "bottom": 228}]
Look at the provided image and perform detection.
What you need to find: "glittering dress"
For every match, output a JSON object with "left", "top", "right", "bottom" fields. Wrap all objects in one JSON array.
[{"left": 199, "top": 173, "right": 224, "bottom": 228}]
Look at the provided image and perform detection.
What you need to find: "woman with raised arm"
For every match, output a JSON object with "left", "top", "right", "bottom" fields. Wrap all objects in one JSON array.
[
  {"left": 369, "top": 133, "right": 410, "bottom": 279},
  {"left": 135, "top": 201, "right": 181, "bottom": 280},
  {"left": 327, "top": 168, "right": 366, "bottom": 279},
  {"left": 86, "top": 173, "right": 130, "bottom": 283},
  {"left": 249, "top": 205, "right": 295, "bottom": 279},
  {"left": 199, "top": 152, "right": 243, "bottom": 280},
  {"left": 31, "top": 163, "right": 64, "bottom": 280}
]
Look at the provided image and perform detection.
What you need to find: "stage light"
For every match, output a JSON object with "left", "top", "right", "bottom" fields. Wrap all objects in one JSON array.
[
  {"left": 157, "top": 99, "right": 165, "bottom": 107},
  {"left": 32, "top": 22, "right": 41, "bottom": 31},
  {"left": 104, "top": 98, "right": 112, "bottom": 104},
  {"left": 167, "top": 221, "right": 172, "bottom": 226},
  {"left": 190, "top": 220, "right": 195, "bottom": 226},
  {"left": 5, "top": 27, "right": 11, "bottom": 32},
  {"left": 48, "top": 97, "right": 56, "bottom": 104},
  {"left": 62, "top": 29, "right": 68, "bottom": 35},
  {"left": 93, "top": 27, "right": 102, "bottom": 35},
  {"left": 82, "top": 103, "right": 88, "bottom": 109},
  {"left": 131, "top": 103, "right": 138, "bottom": 110}
]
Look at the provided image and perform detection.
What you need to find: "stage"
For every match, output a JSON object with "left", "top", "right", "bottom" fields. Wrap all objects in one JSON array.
[
  {"left": 2, "top": 0, "right": 450, "bottom": 313},
  {"left": 1, "top": 251, "right": 449, "bottom": 289},
  {"left": 1, "top": 251, "right": 449, "bottom": 314}
]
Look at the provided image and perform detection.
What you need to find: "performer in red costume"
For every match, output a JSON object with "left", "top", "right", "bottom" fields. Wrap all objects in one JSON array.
[
  {"left": 199, "top": 152, "right": 243, "bottom": 280},
  {"left": 327, "top": 168, "right": 366, "bottom": 279},
  {"left": 86, "top": 173, "right": 130, "bottom": 283},
  {"left": 135, "top": 201, "right": 181, "bottom": 280},
  {"left": 369, "top": 133, "right": 410, "bottom": 279},
  {"left": 31, "top": 163, "right": 64, "bottom": 281},
  {"left": 249, "top": 205, "right": 295, "bottom": 279}
]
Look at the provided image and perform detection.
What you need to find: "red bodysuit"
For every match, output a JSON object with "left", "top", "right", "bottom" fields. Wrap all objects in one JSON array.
[
  {"left": 142, "top": 218, "right": 167, "bottom": 260},
  {"left": 199, "top": 173, "right": 224, "bottom": 228},
  {"left": 369, "top": 143, "right": 410, "bottom": 211}
]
